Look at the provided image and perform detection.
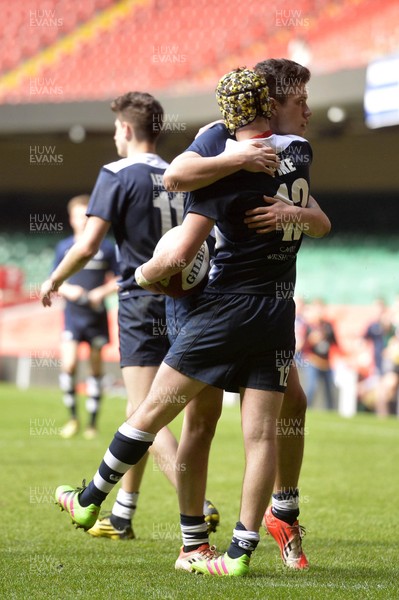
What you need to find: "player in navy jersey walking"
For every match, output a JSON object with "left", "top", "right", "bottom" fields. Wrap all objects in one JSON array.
[
  {"left": 41, "top": 92, "right": 221, "bottom": 540},
  {"left": 55, "top": 194, "right": 119, "bottom": 440},
  {"left": 48, "top": 69, "right": 326, "bottom": 577}
]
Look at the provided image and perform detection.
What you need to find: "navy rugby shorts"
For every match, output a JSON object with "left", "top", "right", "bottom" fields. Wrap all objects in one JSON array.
[
  {"left": 118, "top": 295, "right": 169, "bottom": 368},
  {"left": 164, "top": 293, "right": 295, "bottom": 393},
  {"left": 63, "top": 308, "right": 109, "bottom": 349},
  {"left": 165, "top": 294, "right": 200, "bottom": 345}
]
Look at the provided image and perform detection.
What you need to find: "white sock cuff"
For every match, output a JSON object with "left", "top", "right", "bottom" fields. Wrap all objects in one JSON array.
[
  {"left": 118, "top": 422, "right": 155, "bottom": 443},
  {"left": 272, "top": 493, "right": 300, "bottom": 512},
  {"left": 86, "top": 375, "right": 102, "bottom": 397},
  {"left": 182, "top": 523, "right": 208, "bottom": 533},
  {"left": 116, "top": 489, "right": 138, "bottom": 507},
  {"left": 85, "top": 397, "right": 99, "bottom": 414},
  {"left": 233, "top": 529, "right": 260, "bottom": 543},
  {"left": 59, "top": 372, "right": 74, "bottom": 392},
  {"left": 62, "top": 393, "right": 75, "bottom": 408}
]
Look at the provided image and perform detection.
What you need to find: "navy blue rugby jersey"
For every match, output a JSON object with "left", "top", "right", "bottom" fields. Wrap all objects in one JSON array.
[
  {"left": 54, "top": 236, "right": 118, "bottom": 312},
  {"left": 186, "top": 123, "right": 312, "bottom": 295},
  {"left": 87, "top": 154, "right": 184, "bottom": 298}
]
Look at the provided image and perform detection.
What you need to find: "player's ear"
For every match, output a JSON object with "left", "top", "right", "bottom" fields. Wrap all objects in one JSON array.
[
  {"left": 269, "top": 98, "right": 278, "bottom": 116},
  {"left": 122, "top": 121, "right": 133, "bottom": 140}
]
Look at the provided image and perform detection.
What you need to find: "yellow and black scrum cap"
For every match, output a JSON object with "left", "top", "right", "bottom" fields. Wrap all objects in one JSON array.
[{"left": 215, "top": 67, "right": 271, "bottom": 134}]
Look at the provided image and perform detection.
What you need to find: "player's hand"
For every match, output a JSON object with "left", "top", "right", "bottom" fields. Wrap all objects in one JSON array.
[
  {"left": 244, "top": 195, "right": 299, "bottom": 234},
  {"left": 40, "top": 279, "right": 59, "bottom": 307},
  {"left": 87, "top": 288, "right": 105, "bottom": 310},
  {"left": 135, "top": 265, "right": 166, "bottom": 295},
  {"left": 225, "top": 140, "right": 279, "bottom": 176},
  {"left": 144, "top": 282, "right": 167, "bottom": 294},
  {"left": 58, "top": 284, "right": 86, "bottom": 303}
]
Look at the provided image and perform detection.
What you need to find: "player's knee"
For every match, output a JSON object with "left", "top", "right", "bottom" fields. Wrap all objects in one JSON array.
[
  {"left": 186, "top": 414, "right": 219, "bottom": 442},
  {"left": 283, "top": 385, "right": 307, "bottom": 418}
]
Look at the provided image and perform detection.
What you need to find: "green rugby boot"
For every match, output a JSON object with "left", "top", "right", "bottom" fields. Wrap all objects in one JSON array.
[
  {"left": 192, "top": 552, "right": 250, "bottom": 576},
  {"left": 55, "top": 483, "right": 100, "bottom": 530}
]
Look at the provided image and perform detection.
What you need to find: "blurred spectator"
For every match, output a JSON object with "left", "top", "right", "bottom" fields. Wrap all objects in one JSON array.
[
  {"left": 303, "top": 298, "right": 339, "bottom": 410},
  {"left": 359, "top": 298, "right": 394, "bottom": 415},
  {"left": 294, "top": 296, "right": 308, "bottom": 362},
  {"left": 364, "top": 298, "right": 394, "bottom": 376},
  {"left": 378, "top": 327, "right": 399, "bottom": 416}
]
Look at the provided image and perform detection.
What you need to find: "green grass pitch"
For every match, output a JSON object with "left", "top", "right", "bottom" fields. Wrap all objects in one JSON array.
[{"left": 1, "top": 382, "right": 399, "bottom": 599}]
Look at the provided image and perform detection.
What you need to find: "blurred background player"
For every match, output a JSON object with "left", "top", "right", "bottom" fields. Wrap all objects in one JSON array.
[
  {"left": 55, "top": 194, "right": 119, "bottom": 440},
  {"left": 41, "top": 92, "right": 219, "bottom": 540},
  {"left": 362, "top": 297, "right": 395, "bottom": 414}
]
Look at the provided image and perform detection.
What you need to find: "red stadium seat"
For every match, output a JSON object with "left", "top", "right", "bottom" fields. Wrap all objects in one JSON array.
[{"left": 1, "top": 0, "right": 398, "bottom": 102}]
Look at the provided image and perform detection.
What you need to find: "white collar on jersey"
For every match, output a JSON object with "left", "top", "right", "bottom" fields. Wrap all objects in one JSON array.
[{"left": 104, "top": 153, "right": 169, "bottom": 173}]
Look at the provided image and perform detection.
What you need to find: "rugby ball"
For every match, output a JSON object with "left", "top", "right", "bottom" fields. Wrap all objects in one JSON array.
[{"left": 154, "top": 226, "right": 210, "bottom": 298}]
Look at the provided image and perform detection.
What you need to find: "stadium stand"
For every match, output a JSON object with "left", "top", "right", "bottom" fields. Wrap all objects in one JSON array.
[
  {"left": 0, "top": 0, "right": 115, "bottom": 73},
  {"left": 305, "top": 0, "right": 399, "bottom": 74},
  {"left": 0, "top": 0, "right": 398, "bottom": 103}
]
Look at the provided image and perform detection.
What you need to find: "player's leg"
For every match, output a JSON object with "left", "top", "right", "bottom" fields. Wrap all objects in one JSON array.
[
  {"left": 55, "top": 362, "right": 207, "bottom": 530},
  {"left": 192, "top": 387, "right": 284, "bottom": 576},
  {"left": 123, "top": 366, "right": 179, "bottom": 504},
  {"left": 59, "top": 338, "right": 80, "bottom": 438},
  {"left": 84, "top": 344, "right": 104, "bottom": 439},
  {"left": 165, "top": 295, "right": 222, "bottom": 568},
  {"left": 175, "top": 386, "right": 223, "bottom": 570},
  {"left": 89, "top": 293, "right": 178, "bottom": 538},
  {"left": 178, "top": 386, "right": 223, "bottom": 514},
  {"left": 274, "top": 362, "right": 306, "bottom": 493},
  {"left": 305, "top": 362, "right": 318, "bottom": 407},
  {"left": 323, "top": 367, "right": 336, "bottom": 410},
  {"left": 88, "top": 364, "right": 178, "bottom": 539},
  {"left": 265, "top": 362, "right": 309, "bottom": 569},
  {"left": 238, "top": 387, "right": 284, "bottom": 530},
  {"left": 378, "top": 371, "right": 399, "bottom": 416}
]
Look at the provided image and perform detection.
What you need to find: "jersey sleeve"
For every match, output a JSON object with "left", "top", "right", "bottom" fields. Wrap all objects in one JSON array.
[
  {"left": 186, "top": 123, "right": 232, "bottom": 157},
  {"left": 185, "top": 193, "right": 219, "bottom": 222},
  {"left": 185, "top": 174, "right": 235, "bottom": 222},
  {"left": 87, "top": 168, "right": 124, "bottom": 222}
]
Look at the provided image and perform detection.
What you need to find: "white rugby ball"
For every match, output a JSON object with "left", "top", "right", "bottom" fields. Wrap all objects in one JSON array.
[{"left": 154, "top": 226, "right": 210, "bottom": 298}]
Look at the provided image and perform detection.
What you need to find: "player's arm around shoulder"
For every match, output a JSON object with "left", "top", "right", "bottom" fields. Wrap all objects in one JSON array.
[
  {"left": 302, "top": 195, "right": 331, "bottom": 238},
  {"left": 163, "top": 150, "right": 246, "bottom": 192},
  {"left": 135, "top": 213, "right": 214, "bottom": 291},
  {"left": 164, "top": 134, "right": 279, "bottom": 192}
]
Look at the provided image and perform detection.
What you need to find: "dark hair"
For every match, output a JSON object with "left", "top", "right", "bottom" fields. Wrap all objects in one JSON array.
[
  {"left": 110, "top": 92, "right": 164, "bottom": 142},
  {"left": 254, "top": 59, "right": 310, "bottom": 104}
]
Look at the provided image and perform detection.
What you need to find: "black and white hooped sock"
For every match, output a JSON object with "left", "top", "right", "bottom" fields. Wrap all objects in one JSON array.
[{"left": 79, "top": 423, "right": 155, "bottom": 507}]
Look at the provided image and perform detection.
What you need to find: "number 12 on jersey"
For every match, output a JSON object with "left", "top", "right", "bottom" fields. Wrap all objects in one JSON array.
[{"left": 275, "top": 178, "right": 309, "bottom": 242}]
